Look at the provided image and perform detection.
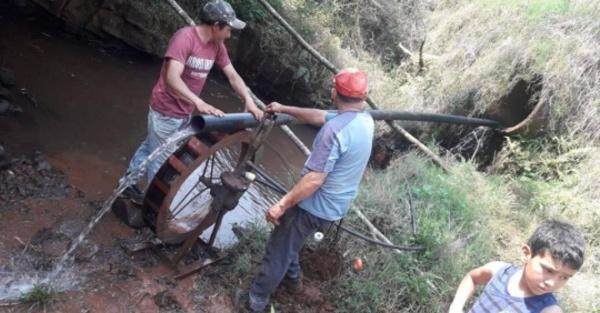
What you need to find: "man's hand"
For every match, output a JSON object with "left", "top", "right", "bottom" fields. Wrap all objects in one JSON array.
[
  {"left": 245, "top": 100, "right": 264, "bottom": 120},
  {"left": 266, "top": 202, "right": 286, "bottom": 226},
  {"left": 197, "top": 101, "right": 225, "bottom": 117},
  {"left": 266, "top": 102, "right": 285, "bottom": 113},
  {"left": 266, "top": 102, "right": 284, "bottom": 113}
]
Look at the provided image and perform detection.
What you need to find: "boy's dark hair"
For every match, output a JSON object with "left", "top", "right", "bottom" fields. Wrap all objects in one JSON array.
[{"left": 528, "top": 220, "right": 585, "bottom": 270}]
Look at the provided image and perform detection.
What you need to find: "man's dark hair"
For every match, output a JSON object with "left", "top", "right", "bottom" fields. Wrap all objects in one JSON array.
[
  {"left": 528, "top": 220, "right": 586, "bottom": 270},
  {"left": 336, "top": 92, "right": 364, "bottom": 103},
  {"left": 198, "top": 15, "right": 228, "bottom": 29}
]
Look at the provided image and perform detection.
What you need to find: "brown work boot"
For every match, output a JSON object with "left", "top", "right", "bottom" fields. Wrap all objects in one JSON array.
[{"left": 280, "top": 274, "right": 303, "bottom": 294}]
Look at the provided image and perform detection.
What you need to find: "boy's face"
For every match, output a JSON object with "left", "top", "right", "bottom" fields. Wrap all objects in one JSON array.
[{"left": 522, "top": 246, "right": 578, "bottom": 295}]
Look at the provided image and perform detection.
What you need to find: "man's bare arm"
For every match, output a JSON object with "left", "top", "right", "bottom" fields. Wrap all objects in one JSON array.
[
  {"left": 266, "top": 102, "right": 327, "bottom": 127},
  {"left": 222, "top": 64, "right": 263, "bottom": 120},
  {"left": 165, "top": 58, "right": 224, "bottom": 117},
  {"left": 448, "top": 261, "right": 506, "bottom": 313},
  {"left": 266, "top": 171, "right": 327, "bottom": 225}
]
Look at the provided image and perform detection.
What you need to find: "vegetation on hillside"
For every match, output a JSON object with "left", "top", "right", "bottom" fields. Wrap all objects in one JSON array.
[{"left": 204, "top": 0, "right": 599, "bottom": 312}]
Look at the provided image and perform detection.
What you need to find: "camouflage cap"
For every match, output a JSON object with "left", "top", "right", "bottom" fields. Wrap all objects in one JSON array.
[{"left": 201, "top": 0, "right": 246, "bottom": 29}]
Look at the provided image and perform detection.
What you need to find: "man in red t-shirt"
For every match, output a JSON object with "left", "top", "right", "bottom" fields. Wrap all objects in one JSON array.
[{"left": 119, "top": 0, "right": 263, "bottom": 203}]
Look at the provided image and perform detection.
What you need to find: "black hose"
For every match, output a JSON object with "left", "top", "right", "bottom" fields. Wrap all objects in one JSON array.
[
  {"left": 191, "top": 110, "right": 502, "bottom": 134},
  {"left": 366, "top": 110, "right": 501, "bottom": 128},
  {"left": 253, "top": 177, "right": 287, "bottom": 195},
  {"left": 244, "top": 161, "right": 288, "bottom": 195}
]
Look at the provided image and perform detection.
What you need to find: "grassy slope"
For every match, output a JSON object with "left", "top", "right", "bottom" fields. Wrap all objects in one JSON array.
[
  {"left": 424, "top": 0, "right": 600, "bottom": 141},
  {"left": 217, "top": 0, "right": 600, "bottom": 312}
]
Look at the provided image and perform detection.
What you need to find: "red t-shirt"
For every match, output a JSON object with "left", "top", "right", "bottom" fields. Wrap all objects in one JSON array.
[{"left": 150, "top": 26, "right": 231, "bottom": 118}]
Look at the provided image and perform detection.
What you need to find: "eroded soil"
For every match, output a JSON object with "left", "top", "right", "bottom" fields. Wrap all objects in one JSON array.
[{"left": 0, "top": 148, "right": 342, "bottom": 313}]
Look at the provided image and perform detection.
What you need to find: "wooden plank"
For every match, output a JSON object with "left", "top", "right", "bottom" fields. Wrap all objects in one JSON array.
[
  {"left": 187, "top": 136, "right": 209, "bottom": 156},
  {"left": 154, "top": 179, "right": 170, "bottom": 195},
  {"left": 168, "top": 155, "right": 186, "bottom": 173}
]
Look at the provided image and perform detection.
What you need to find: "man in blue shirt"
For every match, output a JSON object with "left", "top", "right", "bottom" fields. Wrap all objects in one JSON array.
[{"left": 237, "top": 68, "right": 375, "bottom": 312}]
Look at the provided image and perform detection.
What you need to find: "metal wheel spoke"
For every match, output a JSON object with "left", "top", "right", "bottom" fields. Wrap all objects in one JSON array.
[
  {"left": 170, "top": 177, "right": 205, "bottom": 216},
  {"left": 213, "top": 150, "right": 231, "bottom": 173},
  {"left": 201, "top": 153, "right": 212, "bottom": 178},
  {"left": 169, "top": 186, "right": 210, "bottom": 220}
]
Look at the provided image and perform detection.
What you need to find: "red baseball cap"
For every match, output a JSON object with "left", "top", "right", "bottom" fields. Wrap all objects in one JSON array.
[{"left": 334, "top": 68, "right": 368, "bottom": 100}]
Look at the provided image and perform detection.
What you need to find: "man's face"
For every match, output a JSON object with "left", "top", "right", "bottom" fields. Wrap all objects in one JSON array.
[
  {"left": 212, "top": 24, "right": 232, "bottom": 44},
  {"left": 523, "top": 247, "right": 578, "bottom": 296}
]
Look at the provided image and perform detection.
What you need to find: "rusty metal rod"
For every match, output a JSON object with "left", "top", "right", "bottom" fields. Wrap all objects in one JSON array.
[{"left": 191, "top": 111, "right": 502, "bottom": 134}]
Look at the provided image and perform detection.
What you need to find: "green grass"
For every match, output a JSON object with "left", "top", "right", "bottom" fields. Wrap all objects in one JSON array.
[
  {"left": 20, "top": 284, "right": 55, "bottom": 310},
  {"left": 312, "top": 141, "right": 597, "bottom": 312},
  {"left": 190, "top": 220, "right": 270, "bottom": 298},
  {"left": 325, "top": 153, "right": 504, "bottom": 312},
  {"left": 423, "top": 0, "right": 600, "bottom": 141},
  {"left": 211, "top": 142, "right": 599, "bottom": 312}
]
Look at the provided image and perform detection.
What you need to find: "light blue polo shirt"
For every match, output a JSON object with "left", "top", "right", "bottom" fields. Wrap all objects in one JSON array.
[{"left": 298, "top": 110, "right": 374, "bottom": 221}]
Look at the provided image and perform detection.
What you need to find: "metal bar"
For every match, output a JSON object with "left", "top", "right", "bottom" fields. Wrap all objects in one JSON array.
[
  {"left": 245, "top": 161, "right": 288, "bottom": 194},
  {"left": 253, "top": 176, "right": 287, "bottom": 195},
  {"left": 207, "top": 209, "right": 227, "bottom": 248},
  {"left": 173, "top": 252, "right": 227, "bottom": 280}
]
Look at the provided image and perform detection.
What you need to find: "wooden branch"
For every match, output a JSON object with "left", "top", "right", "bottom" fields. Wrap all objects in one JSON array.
[
  {"left": 405, "top": 179, "right": 417, "bottom": 235},
  {"left": 255, "top": 0, "right": 450, "bottom": 172},
  {"left": 165, "top": 0, "right": 195, "bottom": 26},
  {"left": 351, "top": 206, "right": 405, "bottom": 255},
  {"left": 398, "top": 42, "right": 414, "bottom": 58},
  {"left": 254, "top": 0, "right": 338, "bottom": 73},
  {"left": 418, "top": 38, "right": 426, "bottom": 76}
]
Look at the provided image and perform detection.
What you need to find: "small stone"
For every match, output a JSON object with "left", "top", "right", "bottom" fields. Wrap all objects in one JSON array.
[
  {"left": 34, "top": 159, "right": 52, "bottom": 172},
  {"left": 0, "top": 67, "right": 15, "bottom": 87},
  {"left": 58, "top": 220, "right": 87, "bottom": 238},
  {"left": 0, "top": 86, "right": 10, "bottom": 99},
  {"left": 75, "top": 241, "right": 100, "bottom": 262},
  {"left": 8, "top": 104, "right": 23, "bottom": 113},
  {"left": 0, "top": 99, "right": 9, "bottom": 113},
  {"left": 0, "top": 145, "right": 10, "bottom": 169}
]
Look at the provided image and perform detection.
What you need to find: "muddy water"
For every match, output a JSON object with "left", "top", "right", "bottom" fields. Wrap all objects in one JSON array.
[{"left": 0, "top": 5, "right": 316, "bottom": 247}]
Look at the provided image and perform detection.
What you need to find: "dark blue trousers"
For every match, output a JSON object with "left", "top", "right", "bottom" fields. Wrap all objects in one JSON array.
[{"left": 248, "top": 205, "right": 330, "bottom": 310}]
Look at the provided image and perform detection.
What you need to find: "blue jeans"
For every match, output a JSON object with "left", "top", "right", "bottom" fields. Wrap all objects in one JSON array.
[
  {"left": 249, "top": 206, "right": 330, "bottom": 311},
  {"left": 120, "top": 107, "right": 189, "bottom": 186}
]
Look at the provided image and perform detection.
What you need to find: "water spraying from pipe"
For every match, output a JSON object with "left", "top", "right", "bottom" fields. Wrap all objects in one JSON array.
[
  {"left": 0, "top": 128, "right": 195, "bottom": 301},
  {"left": 47, "top": 127, "right": 195, "bottom": 283}
]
